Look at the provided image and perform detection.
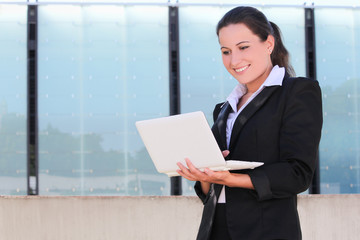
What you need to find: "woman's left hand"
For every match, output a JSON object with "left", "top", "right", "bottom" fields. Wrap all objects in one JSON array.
[{"left": 176, "top": 158, "right": 232, "bottom": 185}]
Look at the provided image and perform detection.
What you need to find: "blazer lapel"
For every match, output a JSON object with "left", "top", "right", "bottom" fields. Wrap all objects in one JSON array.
[
  {"left": 212, "top": 102, "right": 232, "bottom": 150},
  {"left": 229, "top": 86, "right": 280, "bottom": 149}
]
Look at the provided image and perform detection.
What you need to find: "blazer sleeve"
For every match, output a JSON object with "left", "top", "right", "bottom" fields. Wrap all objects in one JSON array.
[{"left": 248, "top": 78, "right": 323, "bottom": 201}]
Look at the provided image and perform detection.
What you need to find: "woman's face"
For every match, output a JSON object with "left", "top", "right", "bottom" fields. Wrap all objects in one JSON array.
[{"left": 218, "top": 23, "right": 274, "bottom": 91}]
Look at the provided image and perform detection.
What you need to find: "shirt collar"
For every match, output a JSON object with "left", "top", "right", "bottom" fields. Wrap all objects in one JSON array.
[{"left": 226, "top": 65, "right": 285, "bottom": 112}]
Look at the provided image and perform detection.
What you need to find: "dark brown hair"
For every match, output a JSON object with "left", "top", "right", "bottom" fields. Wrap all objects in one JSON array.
[{"left": 216, "top": 6, "right": 295, "bottom": 76}]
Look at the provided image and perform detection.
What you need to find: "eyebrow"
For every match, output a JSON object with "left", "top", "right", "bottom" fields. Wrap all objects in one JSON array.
[
  {"left": 220, "top": 41, "right": 250, "bottom": 49},
  {"left": 236, "top": 40, "right": 250, "bottom": 45}
]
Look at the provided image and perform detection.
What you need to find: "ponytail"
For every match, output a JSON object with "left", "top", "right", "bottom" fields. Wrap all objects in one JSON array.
[{"left": 269, "top": 22, "right": 295, "bottom": 76}]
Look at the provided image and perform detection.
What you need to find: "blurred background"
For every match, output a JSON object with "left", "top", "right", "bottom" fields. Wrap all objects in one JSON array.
[{"left": 0, "top": 0, "right": 359, "bottom": 196}]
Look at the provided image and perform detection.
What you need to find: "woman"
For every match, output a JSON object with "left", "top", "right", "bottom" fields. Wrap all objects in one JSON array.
[{"left": 177, "top": 6, "right": 323, "bottom": 240}]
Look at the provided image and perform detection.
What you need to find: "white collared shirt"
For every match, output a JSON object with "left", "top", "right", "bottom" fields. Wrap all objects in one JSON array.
[{"left": 218, "top": 65, "right": 285, "bottom": 203}]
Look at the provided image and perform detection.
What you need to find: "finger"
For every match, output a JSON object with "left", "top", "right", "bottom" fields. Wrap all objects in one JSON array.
[
  {"left": 177, "top": 162, "right": 191, "bottom": 175},
  {"left": 177, "top": 162, "right": 197, "bottom": 181},
  {"left": 176, "top": 169, "right": 196, "bottom": 181},
  {"left": 184, "top": 158, "right": 203, "bottom": 174},
  {"left": 184, "top": 159, "right": 213, "bottom": 183},
  {"left": 222, "top": 150, "right": 230, "bottom": 158}
]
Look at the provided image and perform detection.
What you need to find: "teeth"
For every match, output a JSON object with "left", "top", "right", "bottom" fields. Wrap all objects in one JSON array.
[{"left": 235, "top": 65, "right": 249, "bottom": 72}]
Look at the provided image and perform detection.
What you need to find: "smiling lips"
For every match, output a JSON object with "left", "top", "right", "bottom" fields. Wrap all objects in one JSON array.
[{"left": 234, "top": 64, "right": 250, "bottom": 73}]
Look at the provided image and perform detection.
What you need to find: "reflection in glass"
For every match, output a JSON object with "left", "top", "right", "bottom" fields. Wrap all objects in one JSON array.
[
  {"left": 38, "top": 5, "right": 169, "bottom": 195},
  {"left": 0, "top": 5, "right": 27, "bottom": 195}
]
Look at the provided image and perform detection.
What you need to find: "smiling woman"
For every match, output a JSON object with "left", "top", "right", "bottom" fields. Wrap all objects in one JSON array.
[{"left": 176, "top": 6, "right": 323, "bottom": 240}]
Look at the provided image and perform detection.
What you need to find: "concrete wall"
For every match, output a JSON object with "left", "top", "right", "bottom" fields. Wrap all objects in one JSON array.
[
  {"left": 0, "top": 194, "right": 359, "bottom": 240},
  {"left": 298, "top": 194, "right": 360, "bottom": 240}
]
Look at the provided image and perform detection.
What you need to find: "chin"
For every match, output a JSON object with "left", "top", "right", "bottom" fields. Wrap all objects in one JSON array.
[{"left": 234, "top": 77, "right": 251, "bottom": 85}]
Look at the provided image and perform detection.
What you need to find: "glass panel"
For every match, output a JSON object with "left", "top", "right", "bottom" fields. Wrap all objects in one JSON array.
[
  {"left": 0, "top": 1, "right": 27, "bottom": 3},
  {"left": 178, "top": 0, "right": 359, "bottom": 6},
  {"left": 0, "top": 5, "right": 27, "bottom": 195},
  {"left": 178, "top": 0, "right": 306, "bottom": 5},
  {"left": 37, "top": 0, "right": 169, "bottom": 3},
  {"left": 312, "top": 0, "right": 360, "bottom": 6},
  {"left": 179, "top": 6, "right": 305, "bottom": 195},
  {"left": 38, "top": 5, "right": 169, "bottom": 195},
  {"left": 316, "top": 8, "right": 360, "bottom": 193}
]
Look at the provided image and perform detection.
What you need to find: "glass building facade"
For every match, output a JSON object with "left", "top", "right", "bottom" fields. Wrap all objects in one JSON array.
[
  {"left": 0, "top": 5, "right": 27, "bottom": 195},
  {"left": 37, "top": 5, "right": 169, "bottom": 195},
  {"left": 316, "top": 7, "right": 360, "bottom": 193},
  {"left": 0, "top": 0, "right": 359, "bottom": 195}
]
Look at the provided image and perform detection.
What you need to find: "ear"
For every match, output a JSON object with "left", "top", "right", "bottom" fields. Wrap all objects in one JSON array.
[{"left": 266, "top": 34, "right": 275, "bottom": 54}]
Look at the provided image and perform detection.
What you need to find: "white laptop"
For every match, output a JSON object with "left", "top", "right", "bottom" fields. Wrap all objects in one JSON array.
[{"left": 135, "top": 111, "right": 263, "bottom": 177}]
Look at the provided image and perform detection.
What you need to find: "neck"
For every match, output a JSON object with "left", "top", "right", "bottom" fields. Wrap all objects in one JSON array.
[{"left": 246, "top": 80, "right": 264, "bottom": 94}]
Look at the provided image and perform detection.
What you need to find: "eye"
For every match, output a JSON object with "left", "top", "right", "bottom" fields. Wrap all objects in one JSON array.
[
  {"left": 239, "top": 46, "right": 249, "bottom": 50},
  {"left": 222, "top": 50, "right": 230, "bottom": 55}
]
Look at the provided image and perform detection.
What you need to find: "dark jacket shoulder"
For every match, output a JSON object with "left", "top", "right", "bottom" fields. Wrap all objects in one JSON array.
[{"left": 282, "top": 76, "right": 320, "bottom": 89}]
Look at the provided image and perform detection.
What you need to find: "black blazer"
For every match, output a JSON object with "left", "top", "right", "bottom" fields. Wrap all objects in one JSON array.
[{"left": 195, "top": 75, "right": 323, "bottom": 240}]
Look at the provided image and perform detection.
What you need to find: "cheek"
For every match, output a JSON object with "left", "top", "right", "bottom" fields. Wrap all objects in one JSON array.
[
  {"left": 251, "top": 50, "right": 269, "bottom": 67},
  {"left": 222, "top": 56, "right": 230, "bottom": 67},
  {"left": 255, "top": 48, "right": 270, "bottom": 62}
]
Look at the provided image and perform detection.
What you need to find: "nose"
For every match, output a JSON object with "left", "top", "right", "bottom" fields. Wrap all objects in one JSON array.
[{"left": 230, "top": 51, "right": 242, "bottom": 67}]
